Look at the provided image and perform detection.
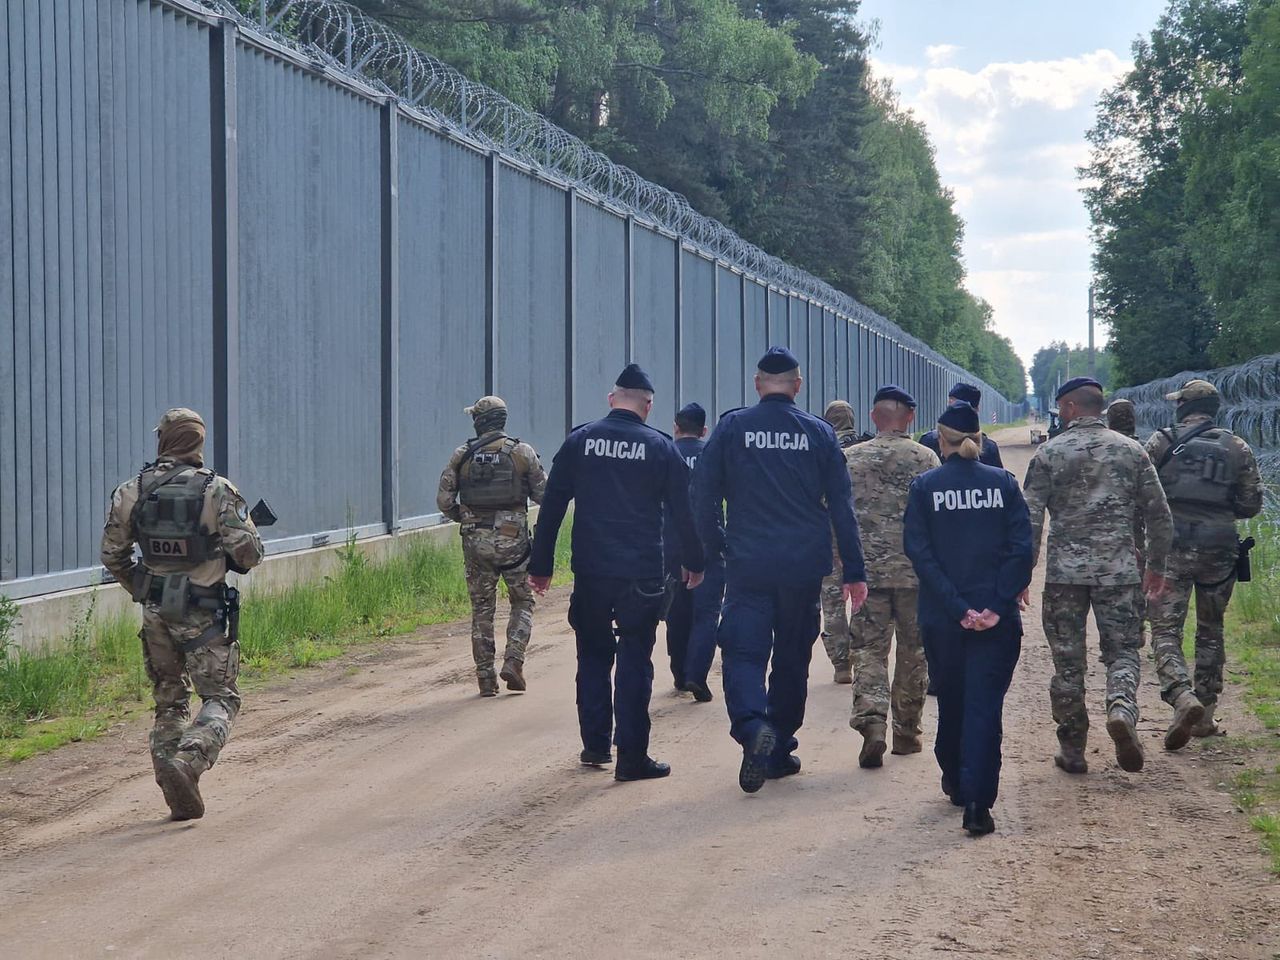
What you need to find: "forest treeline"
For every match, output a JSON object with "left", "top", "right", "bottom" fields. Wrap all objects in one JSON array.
[
  {"left": 1084, "top": 0, "right": 1280, "bottom": 387},
  {"left": 341, "top": 0, "right": 1028, "bottom": 402}
]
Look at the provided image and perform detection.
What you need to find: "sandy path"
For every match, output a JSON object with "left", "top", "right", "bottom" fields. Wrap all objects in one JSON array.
[{"left": 0, "top": 428, "right": 1275, "bottom": 959}]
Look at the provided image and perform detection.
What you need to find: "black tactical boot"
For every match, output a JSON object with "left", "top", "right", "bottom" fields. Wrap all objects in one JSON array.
[
  {"left": 580, "top": 748, "right": 613, "bottom": 766},
  {"left": 739, "top": 724, "right": 777, "bottom": 794},
  {"left": 682, "top": 679, "right": 714, "bottom": 703},
  {"left": 765, "top": 754, "right": 802, "bottom": 779},
  {"left": 615, "top": 756, "right": 671, "bottom": 782},
  {"left": 940, "top": 772, "right": 964, "bottom": 807},
  {"left": 156, "top": 754, "right": 205, "bottom": 821},
  {"left": 963, "top": 803, "right": 995, "bottom": 836}
]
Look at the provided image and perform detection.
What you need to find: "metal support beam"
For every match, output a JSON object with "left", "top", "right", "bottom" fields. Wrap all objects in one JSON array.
[
  {"left": 380, "top": 101, "right": 400, "bottom": 534},
  {"left": 210, "top": 20, "right": 239, "bottom": 477},
  {"left": 673, "top": 242, "right": 683, "bottom": 409},
  {"left": 624, "top": 214, "right": 635, "bottom": 363},
  {"left": 564, "top": 187, "right": 577, "bottom": 432},
  {"left": 739, "top": 273, "right": 748, "bottom": 406},
  {"left": 484, "top": 151, "right": 498, "bottom": 393}
]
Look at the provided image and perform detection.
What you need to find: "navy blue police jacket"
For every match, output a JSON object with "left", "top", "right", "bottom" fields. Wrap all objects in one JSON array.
[
  {"left": 692, "top": 394, "right": 866, "bottom": 588},
  {"left": 919, "top": 429, "right": 1004, "bottom": 469},
  {"left": 529, "top": 409, "right": 705, "bottom": 581},
  {"left": 662, "top": 436, "right": 724, "bottom": 576},
  {"left": 902, "top": 455, "right": 1033, "bottom": 631}
]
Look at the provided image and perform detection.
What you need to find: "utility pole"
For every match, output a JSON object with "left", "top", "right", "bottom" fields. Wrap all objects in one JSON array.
[{"left": 1088, "top": 283, "right": 1096, "bottom": 378}]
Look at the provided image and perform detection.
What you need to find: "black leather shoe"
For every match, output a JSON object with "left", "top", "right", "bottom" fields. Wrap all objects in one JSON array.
[
  {"left": 683, "top": 680, "right": 714, "bottom": 703},
  {"left": 614, "top": 757, "right": 671, "bottom": 782},
  {"left": 739, "top": 725, "right": 777, "bottom": 794},
  {"left": 765, "top": 754, "right": 801, "bottom": 779},
  {"left": 940, "top": 773, "right": 964, "bottom": 807},
  {"left": 580, "top": 749, "right": 613, "bottom": 766},
  {"left": 963, "top": 803, "right": 995, "bottom": 836}
]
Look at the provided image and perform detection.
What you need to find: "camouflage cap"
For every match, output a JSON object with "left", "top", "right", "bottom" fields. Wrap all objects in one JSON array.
[
  {"left": 1164, "top": 379, "right": 1218, "bottom": 403},
  {"left": 154, "top": 407, "right": 205, "bottom": 433},
  {"left": 464, "top": 395, "right": 507, "bottom": 419}
]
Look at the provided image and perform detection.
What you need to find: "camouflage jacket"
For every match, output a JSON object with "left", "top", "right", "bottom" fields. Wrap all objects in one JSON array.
[
  {"left": 1023, "top": 416, "right": 1173, "bottom": 585},
  {"left": 1144, "top": 414, "right": 1263, "bottom": 530},
  {"left": 843, "top": 431, "right": 940, "bottom": 588},
  {"left": 436, "top": 437, "right": 547, "bottom": 526},
  {"left": 100, "top": 458, "right": 264, "bottom": 590}
]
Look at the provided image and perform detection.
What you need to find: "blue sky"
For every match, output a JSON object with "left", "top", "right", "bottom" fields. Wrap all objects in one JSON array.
[{"left": 858, "top": 0, "right": 1170, "bottom": 369}]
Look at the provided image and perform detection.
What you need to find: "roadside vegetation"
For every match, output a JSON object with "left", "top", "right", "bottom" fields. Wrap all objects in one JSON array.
[
  {"left": 1199, "top": 513, "right": 1280, "bottom": 873},
  {"left": 0, "top": 524, "right": 573, "bottom": 763}
]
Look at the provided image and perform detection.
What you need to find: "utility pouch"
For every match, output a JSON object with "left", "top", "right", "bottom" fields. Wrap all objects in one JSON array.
[
  {"left": 130, "top": 565, "right": 153, "bottom": 603},
  {"left": 158, "top": 573, "right": 191, "bottom": 622},
  {"left": 1237, "top": 537, "right": 1256, "bottom": 584},
  {"left": 226, "top": 587, "right": 241, "bottom": 643}
]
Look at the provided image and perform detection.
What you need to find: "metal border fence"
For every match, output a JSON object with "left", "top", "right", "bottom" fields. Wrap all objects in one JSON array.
[{"left": 1, "top": 0, "right": 1019, "bottom": 601}]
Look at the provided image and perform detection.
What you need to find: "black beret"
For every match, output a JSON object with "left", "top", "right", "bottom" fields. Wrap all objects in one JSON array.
[
  {"left": 1055, "top": 376, "right": 1103, "bottom": 402},
  {"left": 873, "top": 384, "right": 917, "bottom": 408},
  {"left": 676, "top": 401, "right": 706, "bottom": 428},
  {"left": 949, "top": 382, "right": 981, "bottom": 407},
  {"left": 938, "top": 400, "right": 980, "bottom": 434},
  {"left": 757, "top": 345, "right": 800, "bottom": 374},
  {"left": 615, "top": 362, "right": 655, "bottom": 392}
]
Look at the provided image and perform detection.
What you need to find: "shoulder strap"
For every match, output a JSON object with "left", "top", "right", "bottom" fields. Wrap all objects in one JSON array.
[
  {"left": 1156, "top": 421, "right": 1217, "bottom": 471},
  {"left": 455, "top": 431, "right": 508, "bottom": 476}
]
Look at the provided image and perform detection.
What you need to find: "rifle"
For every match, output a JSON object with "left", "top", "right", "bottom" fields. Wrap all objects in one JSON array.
[{"left": 249, "top": 499, "right": 278, "bottom": 528}]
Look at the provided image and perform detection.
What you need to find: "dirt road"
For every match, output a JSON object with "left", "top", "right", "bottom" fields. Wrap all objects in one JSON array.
[{"left": 1, "top": 428, "right": 1275, "bottom": 959}]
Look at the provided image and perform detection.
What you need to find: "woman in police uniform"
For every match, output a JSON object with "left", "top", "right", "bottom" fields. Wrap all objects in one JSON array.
[{"left": 903, "top": 402, "right": 1033, "bottom": 836}]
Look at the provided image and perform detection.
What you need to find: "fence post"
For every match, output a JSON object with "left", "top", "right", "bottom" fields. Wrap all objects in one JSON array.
[
  {"left": 380, "top": 101, "right": 400, "bottom": 535},
  {"left": 210, "top": 20, "right": 239, "bottom": 478},
  {"left": 673, "top": 240, "right": 683, "bottom": 409},
  {"left": 739, "top": 273, "right": 748, "bottom": 405},
  {"left": 624, "top": 214, "right": 635, "bottom": 363},
  {"left": 565, "top": 187, "right": 577, "bottom": 432},
  {"left": 484, "top": 151, "right": 499, "bottom": 393}
]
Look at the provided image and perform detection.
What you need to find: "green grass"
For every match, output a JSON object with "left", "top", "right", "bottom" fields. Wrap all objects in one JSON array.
[
  {"left": 1199, "top": 513, "right": 1280, "bottom": 873},
  {"left": 0, "top": 518, "right": 574, "bottom": 763}
]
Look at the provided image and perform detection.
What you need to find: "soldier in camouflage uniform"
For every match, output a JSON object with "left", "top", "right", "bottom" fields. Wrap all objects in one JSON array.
[
  {"left": 100, "top": 408, "right": 264, "bottom": 821},
  {"left": 846, "top": 386, "right": 940, "bottom": 766},
  {"left": 1146, "top": 380, "right": 1263, "bottom": 743},
  {"left": 437, "top": 396, "right": 547, "bottom": 697},
  {"left": 1023, "top": 379, "right": 1173, "bottom": 775},
  {"left": 820, "top": 399, "right": 871, "bottom": 683},
  {"left": 1106, "top": 398, "right": 1153, "bottom": 654}
]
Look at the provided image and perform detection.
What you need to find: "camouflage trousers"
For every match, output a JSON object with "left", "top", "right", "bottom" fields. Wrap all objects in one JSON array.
[
  {"left": 1042, "top": 583, "right": 1143, "bottom": 748},
  {"left": 1149, "top": 542, "right": 1237, "bottom": 711},
  {"left": 848, "top": 587, "right": 926, "bottom": 737},
  {"left": 140, "top": 604, "right": 240, "bottom": 775},
  {"left": 820, "top": 569, "right": 850, "bottom": 668},
  {"left": 462, "top": 525, "right": 535, "bottom": 679}
]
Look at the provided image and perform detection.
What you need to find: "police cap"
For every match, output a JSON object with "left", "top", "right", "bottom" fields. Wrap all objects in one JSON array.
[
  {"left": 676, "top": 401, "right": 706, "bottom": 430},
  {"left": 615, "top": 363, "right": 655, "bottom": 393},
  {"left": 874, "top": 385, "right": 917, "bottom": 408},
  {"left": 1055, "top": 377, "right": 1103, "bottom": 402},
  {"left": 949, "top": 382, "right": 981, "bottom": 407},
  {"left": 938, "top": 400, "right": 980, "bottom": 434},
  {"left": 757, "top": 346, "right": 800, "bottom": 375}
]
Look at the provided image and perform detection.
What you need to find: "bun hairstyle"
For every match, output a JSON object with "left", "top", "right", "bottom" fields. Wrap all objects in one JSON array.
[{"left": 938, "top": 423, "right": 981, "bottom": 460}]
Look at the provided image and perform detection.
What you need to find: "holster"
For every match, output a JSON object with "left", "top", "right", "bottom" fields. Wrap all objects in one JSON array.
[{"left": 1236, "top": 537, "right": 1256, "bottom": 584}]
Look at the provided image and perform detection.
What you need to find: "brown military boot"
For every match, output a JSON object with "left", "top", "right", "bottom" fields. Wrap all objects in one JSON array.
[
  {"left": 1164, "top": 691, "right": 1206, "bottom": 751},
  {"left": 1106, "top": 709, "right": 1145, "bottom": 772},
  {"left": 892, "top": 732, "right": 922, "bottom": 756},
  {"left": 858, "top": 722, "right": 887, "bottom": 769},
  {"left": 500, "top": 659, "right": 526, "bottom": 692},
  {"left": 1191, "top": 711, "right": 1221, "bottom": 738},
  {"left": 478, "top": 673, "right": 499, "bottom": 697},
  {"left": 833, "top": 663, "right": 852, "bottom": 685},
  {"left": 1054, "top": 741, "right": 1088, "bottom": 774},
  {"left": 156, "top": 754, "right": 205, "bottom": 821}
]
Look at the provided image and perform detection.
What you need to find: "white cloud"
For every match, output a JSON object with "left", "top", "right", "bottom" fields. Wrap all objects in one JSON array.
[{"left": 925, "top": 43, "right": 961, "bottom": 66}]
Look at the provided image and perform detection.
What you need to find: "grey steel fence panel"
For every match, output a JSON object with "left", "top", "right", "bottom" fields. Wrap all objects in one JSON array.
[
  {"left": 767, "top": 289, "right": 787, "bottom": 347},
  {"left": 494, "top": 165, "right": 568, "bottom": 459},
  {"left": 680, "top": 251, "right": 715, "bottom": 416},
  {"left": 396, "top": 120, "right": 488, "bottom": 522},
  {"left": 235, "top": 42, "right": 382, "bottom": 541},
  {"left": 0, "top": 2, "right": 13, "bottom": 582},
  {"left": 743, "top": 280, "right": 767, "bottom": 385},
  {"left": 716, "top": 267, "right": 744, "bottom": 414},
  {"left": 804, "top": 302, "right": 821, "bottom": 414},
  {"left": 573, "top": 200, "right": 628, "bottom": 425},
  {"left": 631, "top": 225, "right": 677, "bottom": 432},
  {"left": 836, "top": 315, "right": 849, "bottom": 405},
  {"left": 789, "top": 295, "right": 808, "bottom": 396}
]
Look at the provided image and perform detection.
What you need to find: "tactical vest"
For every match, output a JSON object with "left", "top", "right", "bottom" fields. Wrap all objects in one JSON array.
[
  {"left": 132, "top": 464, "right": 221, "bottom": 569},
  {"left": 458, "top": 433, "right": 525, "bottom": 510},
  {"left": 1157, "top": 425, "right": 1238, "bottom": 508}
]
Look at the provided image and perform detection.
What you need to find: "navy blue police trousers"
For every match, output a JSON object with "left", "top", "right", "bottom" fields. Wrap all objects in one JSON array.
[
  {"left": 718, "top": 579, "right": 822, "bottom": 755},
  {"left": 665, "top": 563, "right": 725, "bottom": 689},
  {"left": 921, "top": 622, "right": 1021, "bottom": 808},
  {"left": 569, "top": 575, "right": 666, "bottom": 761}
]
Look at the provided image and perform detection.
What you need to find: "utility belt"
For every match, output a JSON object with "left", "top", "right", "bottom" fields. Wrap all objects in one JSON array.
[
  {"left": 133, "top": 568, "right": 240, "bottom": 652},
  {"left": 1172, "top": 519, "right": 1238, "bottom": 549},
  {"left": 460, "top": 512, "right": 531, "bottom": 572}
]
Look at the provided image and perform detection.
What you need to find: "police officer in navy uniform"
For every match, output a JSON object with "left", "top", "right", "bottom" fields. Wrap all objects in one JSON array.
[
  {"left": 694, "top": 346, "right": 868, "bottom": 793},
  {"left": 903, "top": 401, "right": 1033, "bottom": 836},
  {"left": 663, "top": 402, "right": 725, "bottom": 703},
  {"left": 918, "top": 383, "right": 1004, "bottom": 469},
  {"left": 529, "top": 364, "right": 705, "bottom": 782}
]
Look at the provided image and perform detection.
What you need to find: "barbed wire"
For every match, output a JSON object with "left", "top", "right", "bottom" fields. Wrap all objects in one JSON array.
[
  {"left": 190, "top": 0, "right": 1016, "bottom": 410},
  {"left": 1113, "top": 353, "right": 1280, "bottom": 514}
]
